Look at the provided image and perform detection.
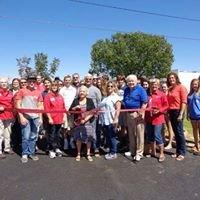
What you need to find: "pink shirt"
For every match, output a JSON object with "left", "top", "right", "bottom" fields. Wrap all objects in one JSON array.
[
  {"left": 167, "top": 84, "right": 187, "bottom": 109},
  {"left": 146, "top": 90, "right": 168, "bottom": 125}
]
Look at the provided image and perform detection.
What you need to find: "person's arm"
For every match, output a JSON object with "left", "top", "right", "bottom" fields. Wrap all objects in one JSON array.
[
  {"left": 15, "top": 99, "right": 28, "bottom": 125},
  {"left": 96, "top": 88, "right": 102, "bottom": 107},
  {"left": 177, "top": 103, "right": 187, "bottom": 121},
  {"left": 178, "top": 85, "right": 188, "bottom": 121},
  {"left": 139, "top": 103, "right": 147, "bottom": 118},
  {"left": 37, "top": 93, "right": 44, "bottom": 124},
  {"left": 44, "top": 96, "right": 53, "bottom": 124},
  {"left": 113, "top": 101, "right": 121, "bottom": 124},
  {"left": 139, "top": 87, "right": 148, "bottom": 118}
]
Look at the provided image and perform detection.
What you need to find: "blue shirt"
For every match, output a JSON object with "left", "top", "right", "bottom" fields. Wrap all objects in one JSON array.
[
  {"left": 188, "top": 92, "right": 200, "bottom": 120},
  {"left": 123, "top": 84, "right": 148, "bottom": 109}
]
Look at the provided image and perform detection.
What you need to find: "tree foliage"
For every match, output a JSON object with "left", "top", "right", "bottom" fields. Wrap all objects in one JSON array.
[
  {"left": 34, "top": 53, "right": 60, "bottom": 78},
  {"left": 17, "top": 53, "right": 60, "bottom": 78},
  {"left": 89, "top": 32, "right": 174, "bottom": 78},
  {"left": 17, "top": 56, "right": 33, "bottom": 78}
]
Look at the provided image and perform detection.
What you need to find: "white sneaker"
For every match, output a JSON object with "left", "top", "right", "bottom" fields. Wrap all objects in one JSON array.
[
  {"left": 21, "top": 155, "right": 28, "bottom": 163},
  {"left": 55, "top": 148, "right": 63, "bottom": 157},
  {"left": 134, "top": 154, "right": 143, "bottom": 162},
  {"left": 105, "top": 153, "right": 117, "bottom": 160},
  {"left": 49, "top": 151, "right": 56, "bottom": 159},
  {"left": 125, "top": 151, "right": 132, "bottom": 157}
]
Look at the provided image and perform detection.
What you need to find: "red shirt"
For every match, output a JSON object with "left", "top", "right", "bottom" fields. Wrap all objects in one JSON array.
[
  {"left": 44, "top": 92, "right": 65, "bottom": 124},
  {"left": 0, "top": 88, "right": 14, "bottom": 120},
  {"left": 145, "top": 90, "right": 169, "bottom": 125},
  {"left": 167, "top": 84, "right": 187, "bottom": 109},
  {"left": 35, "top": 83, "right": 45, "bottom": 93},
  {"left": 15, "top": 88, "right": 43, "bottom": 118}
]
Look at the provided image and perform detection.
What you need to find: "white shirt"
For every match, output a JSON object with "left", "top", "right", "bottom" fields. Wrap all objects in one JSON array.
[
  {"left": 99, "top": 93, "right": 121, "bottom": 125},
  {"left": 59, "top": 85, "right": 76, "bottom": 110}
]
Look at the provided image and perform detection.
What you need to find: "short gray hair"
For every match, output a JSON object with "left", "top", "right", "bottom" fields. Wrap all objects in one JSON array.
[{"left": 126, "top": 74, "right": 137, "bottom": 82}]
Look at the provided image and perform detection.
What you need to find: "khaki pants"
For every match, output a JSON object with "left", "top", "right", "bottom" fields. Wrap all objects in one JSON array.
[
  {"left": 126, "top": 112, "right": 145, "bottom": 156},
  {"left": 0, "top": 119, "right": 12, "bottom": 153}
]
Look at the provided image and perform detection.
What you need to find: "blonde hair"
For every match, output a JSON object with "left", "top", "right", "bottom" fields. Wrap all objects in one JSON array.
[
  {"left": 188, "top": 79, "right": 200, "bottom": 96},
  {"left": 149, "top": 78, "right": 160, "bottom": 94},
  {"left": 106, "top": 81, "right": 118, "bottom": 96}
]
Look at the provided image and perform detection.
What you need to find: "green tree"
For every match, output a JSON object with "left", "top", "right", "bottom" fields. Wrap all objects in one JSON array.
[
  {"left": 89, "top": 32, "right": 174, "bottom": 78},
  {"left": 17, "top": 53, "right": 60, "bottom": 78},
  {"left": 34, "top": 53, "right": 60, "bottom": 78},
  {"left": 17, "top": 56, "right": 34, "bottom": 78}
]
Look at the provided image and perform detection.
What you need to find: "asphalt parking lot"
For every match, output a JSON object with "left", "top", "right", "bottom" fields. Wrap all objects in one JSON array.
[{"left": 0, "top": 147, "right": 200, "bottom": 200}]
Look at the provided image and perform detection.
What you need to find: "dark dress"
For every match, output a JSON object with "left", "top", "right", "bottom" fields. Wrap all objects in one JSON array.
[{"left": 69, "top": 98, "right": 96, "bottom": 143}]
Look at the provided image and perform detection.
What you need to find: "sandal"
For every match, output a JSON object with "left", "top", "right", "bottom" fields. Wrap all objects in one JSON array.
[
  {"left": 192, "top": 147, "right": 199, "bottom": 153},
  {"left": 193, "top": 151, "right": 200, "bottom": 156},
  {"left": 171, "top": 154, "right": 177, "bottom": 158},
  {"left": 87, "top": 155, "right": 93, "bottom": 162},
  {"left": 95, "top": 152, "right": 100, "bottom": 158},
  {"left": 176, "top": 155, "right": 184, "bottom": 161},
  {"left": 165, "top": 145, "right": 172, "bottom": 150},
  {"left": 158, "top": 156, "right": 165, "bottom": 162},
  {"left": 75, "top": 155, "right": 81, "bottom": 162}
]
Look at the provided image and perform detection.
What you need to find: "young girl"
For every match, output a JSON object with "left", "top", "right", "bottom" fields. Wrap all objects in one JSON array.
[{"left": 187, "top": 79, "right": 200, "bottom": 154}]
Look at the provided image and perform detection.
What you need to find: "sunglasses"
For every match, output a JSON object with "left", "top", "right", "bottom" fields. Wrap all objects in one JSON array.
[
  {"left": 107, "top": 85, "right": 113, "bottom": 88},
  {"left": 21, "top": 82, "right": 27, "bottom": 84}
]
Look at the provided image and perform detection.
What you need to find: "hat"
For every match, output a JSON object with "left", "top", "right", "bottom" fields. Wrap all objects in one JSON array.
[{"left": 27, "top": 75, "right": 36, "bottom": 80}]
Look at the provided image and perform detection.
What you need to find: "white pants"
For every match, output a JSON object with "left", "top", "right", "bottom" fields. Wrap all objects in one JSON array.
[{"left": 0, "top": 119, "right": 13, "bottom": 153}]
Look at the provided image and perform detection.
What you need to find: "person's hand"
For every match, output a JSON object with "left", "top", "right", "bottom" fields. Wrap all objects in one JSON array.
[
  {"left": 0, "top": 106, "right": 4, "bottom": 112},
  {"left": 72, "top": 105, "right": 81, "bottom": 110},
  {"left": 152, "top": 108, "right": 159, "bottom": 115},
  {"left": 48, "top": 118, "right": 53, "bottom": 124},
  {"left": 20, "top": 116, "right": 28, "bottom": 126},
  {"left": 80, "top": 119, "right": 86, "bottom": 124},
  {"left": 38, "top": 118, "right": 43, "bottom": 125},
  {"left": 177, "top": 113, "right": 183, "bottom": 121},
  {"left": 138, "top": 111, "right": 145, "bottom": 119},
  {"left": 112, "top": 118, "right": 118, "bottom": 125}
]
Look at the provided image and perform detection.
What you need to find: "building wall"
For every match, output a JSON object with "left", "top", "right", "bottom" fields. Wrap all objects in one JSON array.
[{"left": 172, "top": 69, "right": 200, "bottom": 91}]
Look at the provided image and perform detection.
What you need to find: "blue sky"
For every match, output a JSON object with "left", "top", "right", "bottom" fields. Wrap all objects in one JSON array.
[{"left": 0, "top": 0, "right": 200, "bottom": 79}]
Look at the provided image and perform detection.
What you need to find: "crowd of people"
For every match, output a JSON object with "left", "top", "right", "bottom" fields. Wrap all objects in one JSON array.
[{"left": 0, "top": 72, "right": 199, "bottom": 163}]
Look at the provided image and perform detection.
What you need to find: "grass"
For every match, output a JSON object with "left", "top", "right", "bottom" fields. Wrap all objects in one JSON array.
[{"left": 184, "top": 118, "right": 193, "bottom": 140}]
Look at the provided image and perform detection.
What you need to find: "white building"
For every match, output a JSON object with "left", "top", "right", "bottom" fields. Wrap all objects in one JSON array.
[{"left": 172, "top": 69, "right": 200, "bottom": 91}]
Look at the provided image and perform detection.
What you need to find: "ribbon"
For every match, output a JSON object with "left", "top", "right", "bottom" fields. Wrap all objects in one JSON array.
[{"left": 3, "top": 107, "right": 151, "bottom": 114}]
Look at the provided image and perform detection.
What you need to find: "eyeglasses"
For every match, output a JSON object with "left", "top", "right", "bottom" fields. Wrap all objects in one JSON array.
[
  {"left": 28, "top": 80, "right": 36, "bottom": 83},
  {"left": 107, "top": 85, "right": 113, "bottom": 88}
]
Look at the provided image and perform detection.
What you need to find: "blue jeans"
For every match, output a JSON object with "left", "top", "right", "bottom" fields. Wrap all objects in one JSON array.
[
  {"left": 104, "top": 124, "right": 118, "bottom": 154},
  {"left": 21, "top": 117, "right": 39, "bottom": 156},
  {"left": 169, "top": 109, "right": 186, "bottom": 156},
  {"left": 146, "top": 123, "right": 164, "bottom": 145}
]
